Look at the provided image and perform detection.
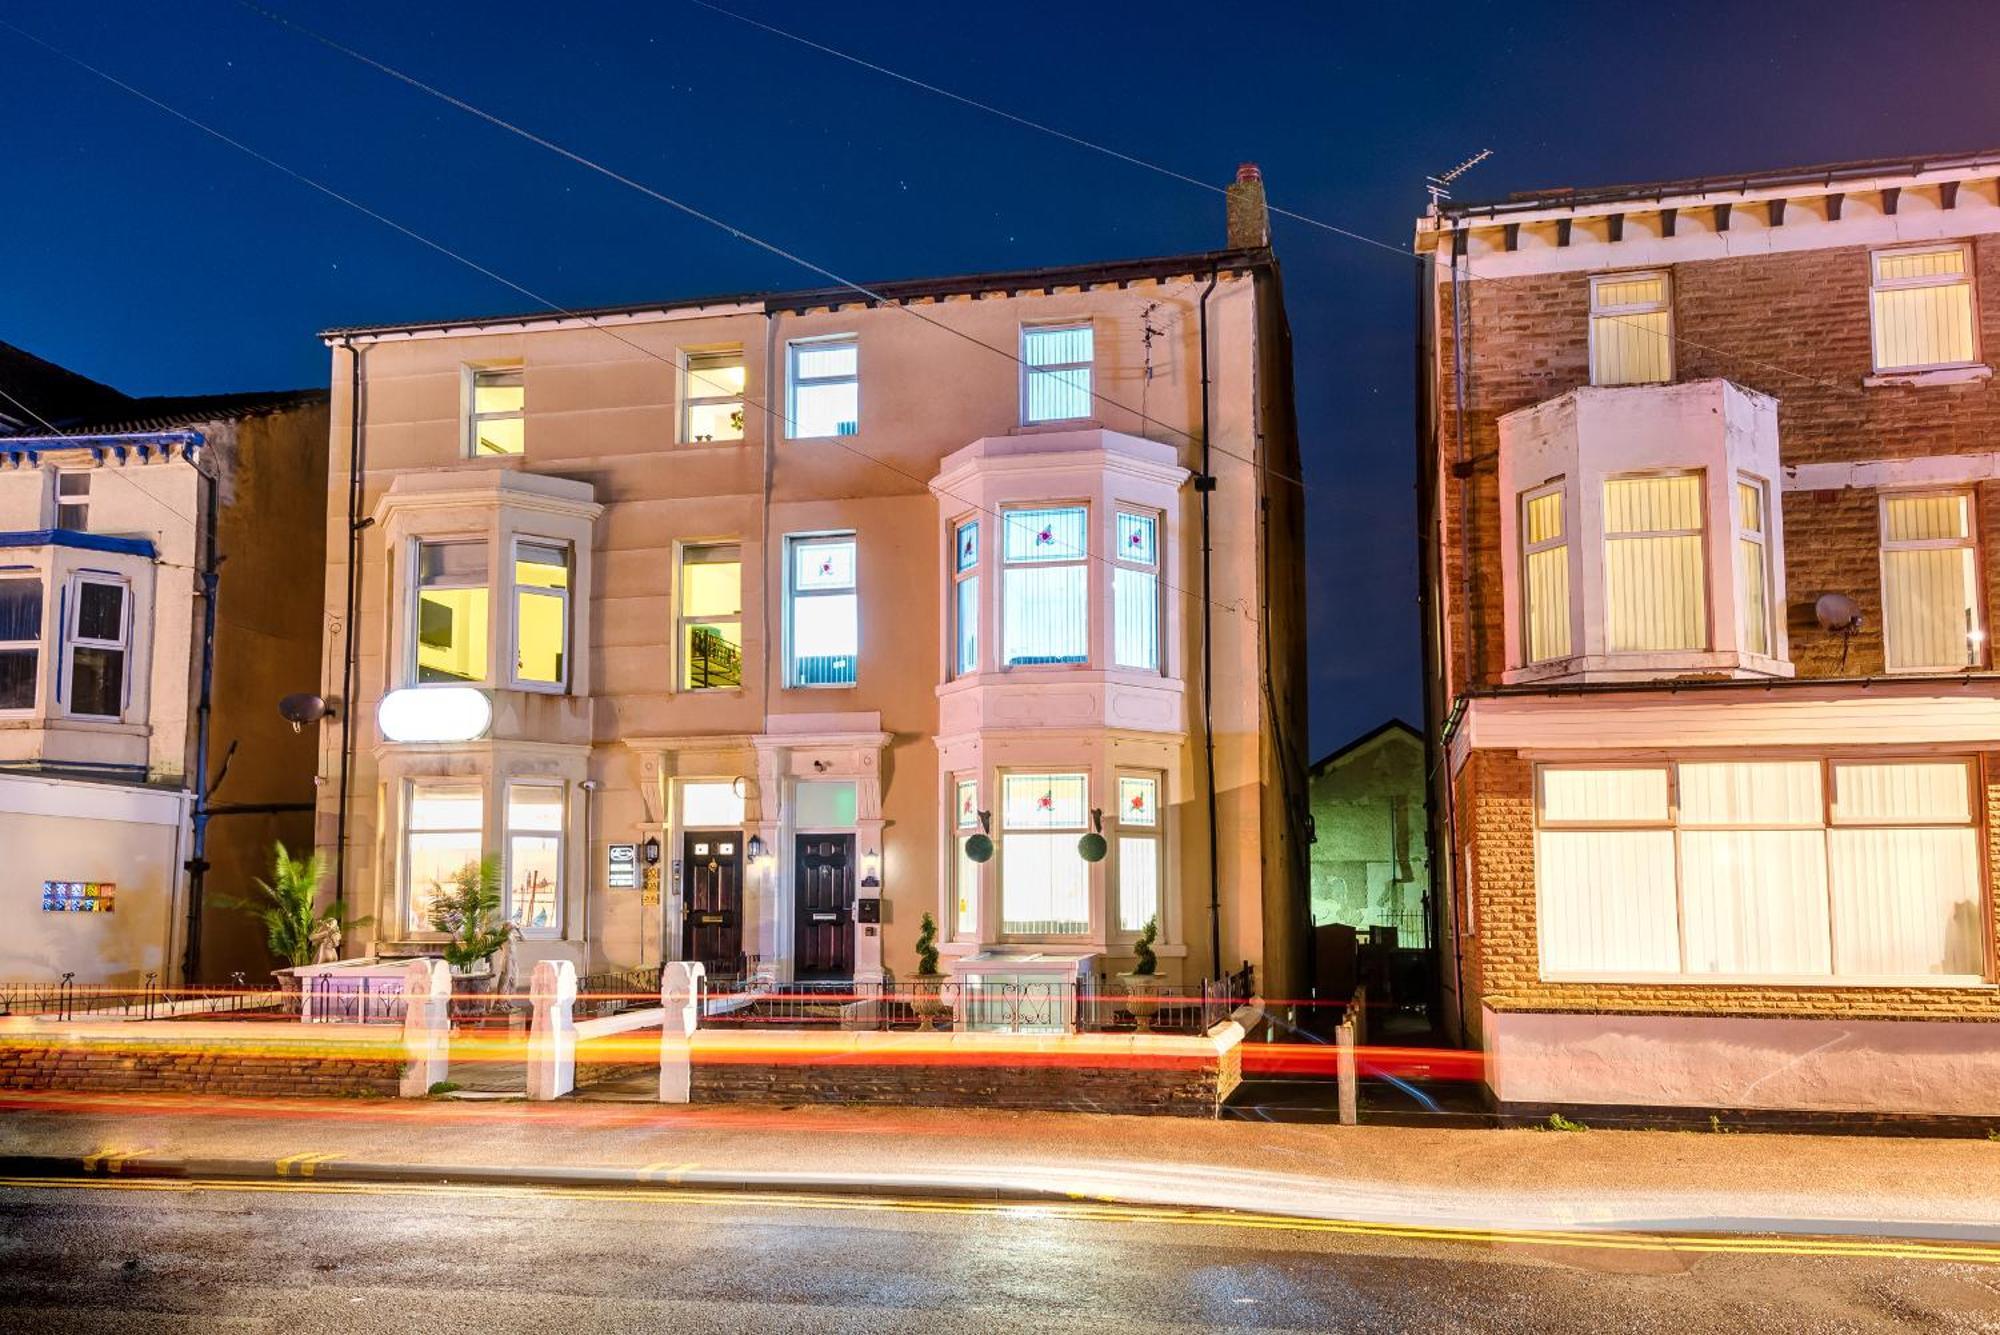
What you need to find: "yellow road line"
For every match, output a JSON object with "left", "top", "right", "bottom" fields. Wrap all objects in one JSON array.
[
  {"left": 274, "top": 1152, "right": 344, "bottom": 1179},
  {"left": 79, "top": 1147, "right": 154, "bottom": 1174},
  {"left": 1, "top": 1174, "right": 1994, "bottom": 1267},
  {"left": 637, "top": 1160, "right": 698, "bottom": 1183}
]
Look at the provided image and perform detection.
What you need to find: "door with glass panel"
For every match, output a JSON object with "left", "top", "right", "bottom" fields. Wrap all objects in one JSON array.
[
  {"left": 794, "top": 834, "right": 855, "bottom": 980},
  {"left": 681, "top": 832, "right": 743, "bottom": 977}
]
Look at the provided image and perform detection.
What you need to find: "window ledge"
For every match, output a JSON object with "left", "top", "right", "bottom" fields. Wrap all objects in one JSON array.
[
  {"left": 1012, "top": 418, "right": 1104, "bottom": 435},
  {"left": 1503, "top": 650, "right": 1794, "bottom": 686},
  {"left": 1863, "top": 364, "right": 1993, "bottom": 388},
  {"left": 1540, "top": 972, "right": 1992, "bottom": 990}
]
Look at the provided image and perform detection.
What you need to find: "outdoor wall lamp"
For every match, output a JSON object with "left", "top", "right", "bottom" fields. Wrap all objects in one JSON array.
[
  {"left": 746, "top": 834, "right": 766, "bottom": 862},
  {"left": 860, "top": 847, "right": 881, "bottom": 888},
  {"left": 642, "top": 836, "right": 662, "bottom": 866}
]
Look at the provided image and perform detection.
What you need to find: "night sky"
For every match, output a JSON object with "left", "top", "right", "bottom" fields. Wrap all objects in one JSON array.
[{"left": 4, "top": 1, "right": 1994, "bottom": 756}]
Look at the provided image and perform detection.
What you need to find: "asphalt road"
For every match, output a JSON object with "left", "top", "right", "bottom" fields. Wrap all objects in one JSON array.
[{"left": 1, "top": 1179, "right": 1997, "bottom": 1334}]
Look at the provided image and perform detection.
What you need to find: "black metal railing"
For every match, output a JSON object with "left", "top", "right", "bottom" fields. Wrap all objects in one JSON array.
[
  {"left": 0, "top": 972, "right": 282, "bottom": 1022},
  {"left": 575, "top": 964, "right": 662, "bottom": 1019},
  {"left": 304, "top": 972, "right": 407, "bottom": 1025}
]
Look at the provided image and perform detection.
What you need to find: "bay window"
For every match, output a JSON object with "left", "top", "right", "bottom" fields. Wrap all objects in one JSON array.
[
  {"left": 1520, "top": 483, "right": 1570, "bottom": 662},
  {"left": 1589, "top": 272, "right": 1672, "bottom": 387},
  {"left": 0, "top": 577, "right": 39, "bottom": 711},
  {"left": 406, "top": 780, "right": 483, "bottom": 932},
  {"left": 66, "top": 576, "right": 128, "bottom": 719},
  {"left": 1881, "top": 492, "right": 1981, "bottom": 671},
  {"left": 1022, "top": 323, "right": 1094, "bottom": 424},
  {"left": 1603, "top": 472, "right": 1706, "bottom": 652},
  {"left": 1002, "top": 505, "right": 1087, "bottom": 666},
  {"left": 954, "top": 776, "right": 980, "bottom": 936},
  {"left": 1871, "top": 244, "right": 1977, "bottom": 374},
  {"left": 787, "top": 337, "right": 858, "bottom": 439},
  {"left": 1114, "top": 510, "right": 1160, "bottom": 671},
  {"left": 506, "top": 782, "right": 564, "bottom": 934},
  {"left": 1000, "top": 771, "right": 1089, "bottom": 936},
  {"left": 952, "top": 520, "right": 978, "bottom": 676},
  {"left": 1116, "top": 773, "right": 1162, "bottom": 933},
  {"left": 467, "top": 367, "right": 524, "bottom": 456},
  {"left": 680, "top": 543, "right": 743, "bottom": 690},
  {"left": 1736, "top": 478, "right": 1773, "bottom": 657},
  {"left": 415, "top": 541, "right": 489, "bottom": 685},
  {"left": 1536, "top": 759, "right": 1982, "bottom": 982},
  {"left": 511, "top": 539, "right": 570, "bottom": 691},
  {"left": 683, "top": 348, "right": 746, "bottom": 443},
  {"left": 788, "top": 534, "right": 857, "bottom": 686}
]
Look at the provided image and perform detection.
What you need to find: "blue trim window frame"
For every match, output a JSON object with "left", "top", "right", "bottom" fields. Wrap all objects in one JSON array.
[
  {"left": 0, "top": 565, "right": 43, "bottom": 714},
  {"left": 63, "top": 570, "right": 130, "bottom": 721}
]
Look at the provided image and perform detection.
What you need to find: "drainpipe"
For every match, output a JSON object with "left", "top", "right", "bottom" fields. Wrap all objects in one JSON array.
[
  {"left": 332, "top": 338, "right": 366, "bottom": 914},
  {"left": 1197, "top": 268, "right": 1222, "bottom": 980},
  {"left": 580, "top": 778, "right": 599, "bottom": 966},
  {"left": 179, "top": 468, "right": 222, "bottom": 984}
]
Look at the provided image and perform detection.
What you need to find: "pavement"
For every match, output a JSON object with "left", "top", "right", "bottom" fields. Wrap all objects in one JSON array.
[{"left": 4, "top": 1090, "right": 2000, "bottom": 1245}]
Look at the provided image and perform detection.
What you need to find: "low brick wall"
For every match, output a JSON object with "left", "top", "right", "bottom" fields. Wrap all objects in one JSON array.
[{"left": 0, "top": 1019, "right": 402, "bottom": 1098}]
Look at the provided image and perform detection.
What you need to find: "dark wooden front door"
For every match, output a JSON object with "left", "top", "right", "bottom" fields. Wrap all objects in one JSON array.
[
  {"left": 794, "top": 834, "right": 855, "bottom": 981},
  {"left": 682, "top": 832, "right": 743, "bottom": 976}
]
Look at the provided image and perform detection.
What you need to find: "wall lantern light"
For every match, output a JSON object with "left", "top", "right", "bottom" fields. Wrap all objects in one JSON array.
[
  {"left": 860, "top": 847, "right": 881, "bottom": 888},
  {"left": 377, "top": 686, "right": 491, "bottom": 744},
  {"left": 746, "top": 834, "right": 766, "bottom": 862},
  {"left": 642, "top": 836, "right": 662, "bottom": 866}
]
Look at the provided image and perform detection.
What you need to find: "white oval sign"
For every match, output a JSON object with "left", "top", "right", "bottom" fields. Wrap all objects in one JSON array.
[{"left": 377, "top": 686, "right": 492, "bottom": 744}]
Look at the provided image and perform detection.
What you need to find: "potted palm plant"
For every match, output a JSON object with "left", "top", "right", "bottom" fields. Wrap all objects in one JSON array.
[
  {"left": 220, "top": 843, "right": 370, "bottom": 1007},
  {"left": 1122, "top": 916, "right": 1163, "bottom": 1033},
  {"left": 909, "top": 912, "right": 950, "bottom": 1031},
  {"left": 426, "top": 856, "right": 514, "bottom": 1000}
]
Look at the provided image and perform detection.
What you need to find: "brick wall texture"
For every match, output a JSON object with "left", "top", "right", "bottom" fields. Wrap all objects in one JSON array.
[
  {"left": 692, "top": 1053, "right": 1227, "bottom": 1118},
  {"left": 0, "top": 1038, "right": 400, "bottom": 1097}
]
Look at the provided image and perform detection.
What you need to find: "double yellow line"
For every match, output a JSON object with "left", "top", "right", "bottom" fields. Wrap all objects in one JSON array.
[{"left": 3, "top": 1174, "right": 1995, "bottom": 1267}]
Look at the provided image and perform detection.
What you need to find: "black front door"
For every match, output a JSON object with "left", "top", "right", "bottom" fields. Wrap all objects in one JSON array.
[
  {"left": 682, "top": 832, "right": 743, "bottom": 976},
  {"left": 794, "top": 834, "right": 855, "bottom": 981}
]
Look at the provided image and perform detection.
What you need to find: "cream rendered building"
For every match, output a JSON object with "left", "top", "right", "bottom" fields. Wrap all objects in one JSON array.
[{"left": 314, "top": 170, "right": 1308, "bottom": 999}]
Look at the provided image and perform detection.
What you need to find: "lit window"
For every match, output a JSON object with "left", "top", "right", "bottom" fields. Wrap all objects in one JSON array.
[
  {"left": 954, "top": 777, "right": 980, "bottom": 937},
  {"left": 1022, "top": 323, "right": 1094, "bottom": 423},
  {"left": 1114, "top": 511, "right": 1160, "bottom": 671},
  {"left": 65, "top": 576, "right": 127, "bottom": 719},
  {"left": 1881, "top": 492, "right": 1981, "bottom": 671},
  {"left": 414, "top": 541, "right": 489, "bottom": 684},
  {"left": 1870, "top": 244, "right": 1977, "bottom": 373},
  {"left": 56, "top": 472, "right": 90, "bottom": 530},
  {"left": 1520, "top": 483, "right": 1570, "bottom": 662},
  {"left": 788, "top": 535, "right": 857, "bottom": 686},
  {"left": 681, "top": 779, "right": 746, "bottom": 828},
  {"left": 683, "top": 349, "right": 746, "bottom": 443},
  {"left": 952, "top": 520, "right": 979, "bottom": 677},
  {"left": 1736, "top": 478, "right": 1772, "bottom": 657},
  {"left": 512, "top": 539, "right": 569, "bottom": 691},
  {"left": 1589, "top": 272, "right": 1672, "bottom": 386},
  {"left": 1116, "top": 773, "right": 1161, "bottom": 933},
  {"left": 1002, "top": 506, "right": 1087, "bottom": 666},
  {"left": 680, "top": 544, "right": 742, "bottom": 690},
  {"left": 506, "top": 782, "right": 563, "bottom": 934},
  {"left": 1603, "top": 473, "right": 1705, "bottom": 652},
  {"left": 0, "top": 577, "right": 41, "bottom": 712},
  {"left": 1000, "top": 772, "right": 1089, "bottom": 936},
  {"left": 467, "top": 367, "right": 524, "bottom": 456},
  {"left": 787, "top": 337, "right": 858, "bottom": 439},
  {"left": 407, "top": 780, "right": 483, "bottom": 933}
]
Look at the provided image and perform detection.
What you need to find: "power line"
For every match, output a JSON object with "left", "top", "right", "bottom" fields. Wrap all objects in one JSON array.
[{"left": 0, "top": 383, "right": 205, "bottom": 538}]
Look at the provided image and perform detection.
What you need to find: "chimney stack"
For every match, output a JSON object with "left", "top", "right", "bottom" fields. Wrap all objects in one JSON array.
[{"left": 1226, "top": 162, "right": 1270, "bottom": 249}]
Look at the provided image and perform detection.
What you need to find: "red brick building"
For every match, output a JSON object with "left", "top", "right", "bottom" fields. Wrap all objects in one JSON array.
[{"left": 1415, "top": 151, "right": 2000, "bottom": 1117}]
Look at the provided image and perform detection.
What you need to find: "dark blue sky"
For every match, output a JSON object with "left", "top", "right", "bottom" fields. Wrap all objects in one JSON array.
[{"left": 4, "top": 1, "right": 1994, "bottom": 755}]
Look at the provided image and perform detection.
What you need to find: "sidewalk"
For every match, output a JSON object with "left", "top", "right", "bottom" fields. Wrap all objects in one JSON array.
[{"left": 3, "top": 1089, "right": 1998, "bottom": 1242}]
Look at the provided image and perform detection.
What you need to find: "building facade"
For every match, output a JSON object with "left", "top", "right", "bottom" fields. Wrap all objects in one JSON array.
[
  {"left": 1416, "top": 151, "right": 2000, "bottom": 1116},
  {"left": 0, "top": 342, "right": 328, "bottom": 986},
  {"left": 313, "top": 171, "right": 1308, "bottom": 1001},
  {"left": 1308, "top": 719, "right": 1428, "bottom": 945}
]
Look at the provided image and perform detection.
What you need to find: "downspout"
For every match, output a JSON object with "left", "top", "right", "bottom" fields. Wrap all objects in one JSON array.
[
  {"left": 332, "top": 338, "right": 366, "bottom": 914},
  {"left": 1197, "top": 268, "right": 1222, "bottom": 980},
  {"left": 179, "top": 467, "right": 221, "bottom": 984},
  {"left": 1446, "top": 231, "right": 1474, "bottom": 1043}
]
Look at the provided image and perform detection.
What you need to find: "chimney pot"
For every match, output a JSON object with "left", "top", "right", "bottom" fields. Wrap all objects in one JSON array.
[
  {"left": 1225, "top": 162, "right": 1270, "bottom": 249},
  {"left": 1236, "top": 162, "right": 1262, "bottom": 183}
]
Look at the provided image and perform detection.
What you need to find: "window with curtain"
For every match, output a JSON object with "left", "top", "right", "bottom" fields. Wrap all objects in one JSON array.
[
  {"left": 512, "top": 539, "right": 569, "bottom": 690},
  {"left": 1114, "top": 511, "right": 1161, "bottom": 671},
  {"left": 1000, "top": 772, "right": 1089, "bottom": 936},
  {"left": 506, "top": 782, "right": 563, "bottom": 934},
  {"left": 467, "top": 366, "right": 524, "bottom": 456},
  {"left": 1022, "top": 323, "right": 1094, "bottom": 423},
  {"left": 56, "top": 472, "right": 90, "bottom": 530},
  {"left": 1871, "top": 244, "right": 1977, "bottom": 373},
  {"left": 952, "top": 520, "right": 979, "bottom": 677},
  {"left": 1589, "top": 272, "right": 1672, "bottom": 386},
  {"left": 1002, "top": 506, "right": 1087, "bottom": 666},
  {"left": 787, "top": 337, "right": 859, "bottom": 438},
  {"left": 0, "top": 577, "right": 40, "bottom": 712},
  {"left": 679, "top": 543, "right": 742, "bottom": 690},
  {"left": 682, "top": 348, "right": 746, "bottom": 443},
  {"left": 1881, "top": 492, "right": 1981, "bottom": 671},
  {"left": 1536, "top": 759, "right": 1981, "bottom": 981},
  {"left": 1520, "top": 484, "right": 1570, "bottom": 662},
  {"left": 1736, "top": 478, "right": 1773, "bottom": 657},
  {"left": 66, "top": 576, "right": 127, "bottom": 720},
  {"left": 415, "top": 540, "right": 489, "bottom": 684},
  {"left": 1116, "top": 773, "right": 1161, "bottom": 933},
  {"left": 789, "top": 535, "right": 857, "bottom": 686},
  {"left": 954, "top": 777, "right": 980, "bottom": 936},
  {"left": 1603, "top": 473, "right": 1706, "bottom": 652},
  {"left": 407, "top": 780, "right": 483, "bottom": 932}
]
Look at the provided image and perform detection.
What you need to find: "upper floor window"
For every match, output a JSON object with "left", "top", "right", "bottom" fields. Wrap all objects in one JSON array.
[
  {"left": 680, "top": 543, "right": 742, "bottom": 690},
  {"left": 1113, "top": 510, "right": 1161, "bottom": 671},
  {"left": 406, "top": 779, "right": 482, "bottom": 933},
  {"left": 506, "top": 781, "right": 564, "bottom": 936},
  {"left": 1603, "top": 473, "right": 1706, "bottom": 652},
  {"left": 415, "top": 540, "right": 489, "bottom": 684},
  {"left": 467, "top": 367, "right": 524, "bottom": 456},
  {"left": 1520, "top": 483, "right": 1570, "bottom": 662},
  {"left": 683, "top": 348, "right": 746, "bottom": 443},
  {"left": 1002, "top": 505, "right": 1087, "bottom": 666},
  {"left": 66, "top": 575, "right": 128, "bottom": 720},
  {"left": 788, "top": 534, "right": 857, "bottom": 686},
  {"left": 55, "top": 472, "right": 91, "bottom": 530},
  {"left": 787, "top": 337, "right": 858, "bottom": 439},
  {"left": 1000, "top": 771, "right": 1089, "bottom": 937},
  {"left": 0, "top": 577, "right": 41, "bottom": 711},
  {"left": 1589, "top": 272, "right": 1672, "bottom": 387},
  {"left": 1736, "top": 478, "right": 1773, "bottom": 658},
  {"left": 1871, "top": 244, "right": 1977, "bottom": 374},
  {"left": 952, "top": 520, "right": 979, "bottom": 677},
  {"left": 1881, "top": 491, "right": 1982, "bottom": 672},
  {"left": 511, "top": 539, "right": 570, "bottom": 691},
  {"left": 1022, "top": 323, "right": 1094, "bottom": 423}
]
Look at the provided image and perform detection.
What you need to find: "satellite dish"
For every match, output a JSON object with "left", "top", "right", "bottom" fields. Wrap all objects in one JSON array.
[
  {"left": 1815, "top": 593, "right": 1862, "bottom": 632},
  {"left": 278, "top": 693, "right": 334, "bottom": 732}
]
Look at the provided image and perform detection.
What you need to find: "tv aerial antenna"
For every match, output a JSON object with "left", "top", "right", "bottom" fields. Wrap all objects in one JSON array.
[{"left": 1427, "top": 148, "right": 1493, "bottom": 212}]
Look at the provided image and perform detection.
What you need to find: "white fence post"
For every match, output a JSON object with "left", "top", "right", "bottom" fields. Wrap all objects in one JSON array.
[
  {"left": 527, "top": 959, "right": 578, "bottom": 1101},
  {"left": 660, "top": 961, "right": 704, "bottom": 1104},
  {"left": 399, "top": 958, "right": 452, "bottom": 1098}
]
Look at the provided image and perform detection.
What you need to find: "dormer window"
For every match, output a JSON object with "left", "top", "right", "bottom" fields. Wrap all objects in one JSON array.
[{"left": 1589, "top": 272, "right": 1672, "bottom": 387}]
